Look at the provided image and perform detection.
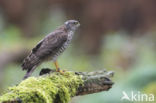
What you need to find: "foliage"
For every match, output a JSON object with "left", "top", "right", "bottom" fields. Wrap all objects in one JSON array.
[{"left": 143, "top": 82, "right": 156, "bottom": 97}]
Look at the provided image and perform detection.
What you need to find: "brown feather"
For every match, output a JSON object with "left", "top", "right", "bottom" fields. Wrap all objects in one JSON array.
[{"left": 21, "top": 25, "right": 68, "bottom": 73}]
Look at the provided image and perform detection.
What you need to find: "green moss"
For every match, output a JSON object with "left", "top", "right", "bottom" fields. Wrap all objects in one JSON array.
[{"left": 0, "top": 72, "right": 83, "bottom": 103}]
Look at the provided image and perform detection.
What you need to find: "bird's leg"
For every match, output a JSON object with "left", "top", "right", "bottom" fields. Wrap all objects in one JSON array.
[
  {"left": 54, "top": 60, "right": 64, "bottom": 74},
  {"left": 54, "top": 60, "right": 59, "bottom": 72}
]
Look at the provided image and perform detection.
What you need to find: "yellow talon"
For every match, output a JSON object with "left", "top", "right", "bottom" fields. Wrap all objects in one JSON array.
[{"left": 54, "top": 60, "right": 65, "bottom": 74}]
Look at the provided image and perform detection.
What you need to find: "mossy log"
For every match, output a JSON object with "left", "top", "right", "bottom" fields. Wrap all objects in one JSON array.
[{"left": 0, "top": 68, "right": 114, "bottom": 103}]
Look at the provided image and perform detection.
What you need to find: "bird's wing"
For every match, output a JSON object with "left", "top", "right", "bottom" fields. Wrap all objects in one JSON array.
[
  {"left": 32, "top": 31, "right": 67, "bottom": 60},
  {"left": 33, "top": 31, "right": 68, "bottom": 60},
  {"left": 22, "top": 30, "right": 68, "bottom": 71}
]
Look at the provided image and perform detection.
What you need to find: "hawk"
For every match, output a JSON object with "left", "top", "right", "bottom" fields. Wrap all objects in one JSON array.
[{"left": 22, "top": 20, "right": 80, "bottom": 79}]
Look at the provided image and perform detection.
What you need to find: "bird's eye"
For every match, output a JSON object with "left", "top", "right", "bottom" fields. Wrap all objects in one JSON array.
[{"left": 74, "top": 22, "right": 78, "bottom": 25}]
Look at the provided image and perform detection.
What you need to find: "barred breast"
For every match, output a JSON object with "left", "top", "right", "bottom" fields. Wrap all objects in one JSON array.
[{"left": 52, "top": 31, "right": 73, "bottom": 61}]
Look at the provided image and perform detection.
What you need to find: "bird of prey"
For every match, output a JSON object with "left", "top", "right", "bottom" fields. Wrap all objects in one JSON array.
[{"left": 21, "top": 20, "right": 80, "bottom": 79}]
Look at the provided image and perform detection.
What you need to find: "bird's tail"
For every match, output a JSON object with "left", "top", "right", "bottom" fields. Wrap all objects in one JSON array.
[
  {"left": 21, "top": 54, "right": 40, "bottom": 79},
  {"left": 23, "top": 65, "right": 37, "bottom": 79},
  {"left": 22, "top": 58, "right": 32, "bottom": 70}
]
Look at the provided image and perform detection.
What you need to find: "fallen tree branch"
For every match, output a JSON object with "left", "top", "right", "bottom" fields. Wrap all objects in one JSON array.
[{"left": 0, "top": 68, "right": 114, "bottom": 103}]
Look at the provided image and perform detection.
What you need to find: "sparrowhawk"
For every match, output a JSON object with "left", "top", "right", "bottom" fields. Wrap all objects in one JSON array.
[{"left": 21, "top": 20, "right": 80, "bottom": 79}]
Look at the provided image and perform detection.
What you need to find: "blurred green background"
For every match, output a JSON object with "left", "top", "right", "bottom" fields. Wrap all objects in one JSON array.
[{"left": 0, "top": 0, "right": 156, "bottom": 103}]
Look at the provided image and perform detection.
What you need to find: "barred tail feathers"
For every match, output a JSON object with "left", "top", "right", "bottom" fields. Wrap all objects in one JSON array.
[
  {"left": 21, "top": 54, "right": 40, "bottom": 79},
  {"left": 21, "top": 53, "right": 40, "bottom": 72}
]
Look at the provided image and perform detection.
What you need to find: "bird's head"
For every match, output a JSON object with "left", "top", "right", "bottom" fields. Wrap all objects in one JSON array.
[{"left": 64, "top": 20, "right": 80, "bottom": 31}]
